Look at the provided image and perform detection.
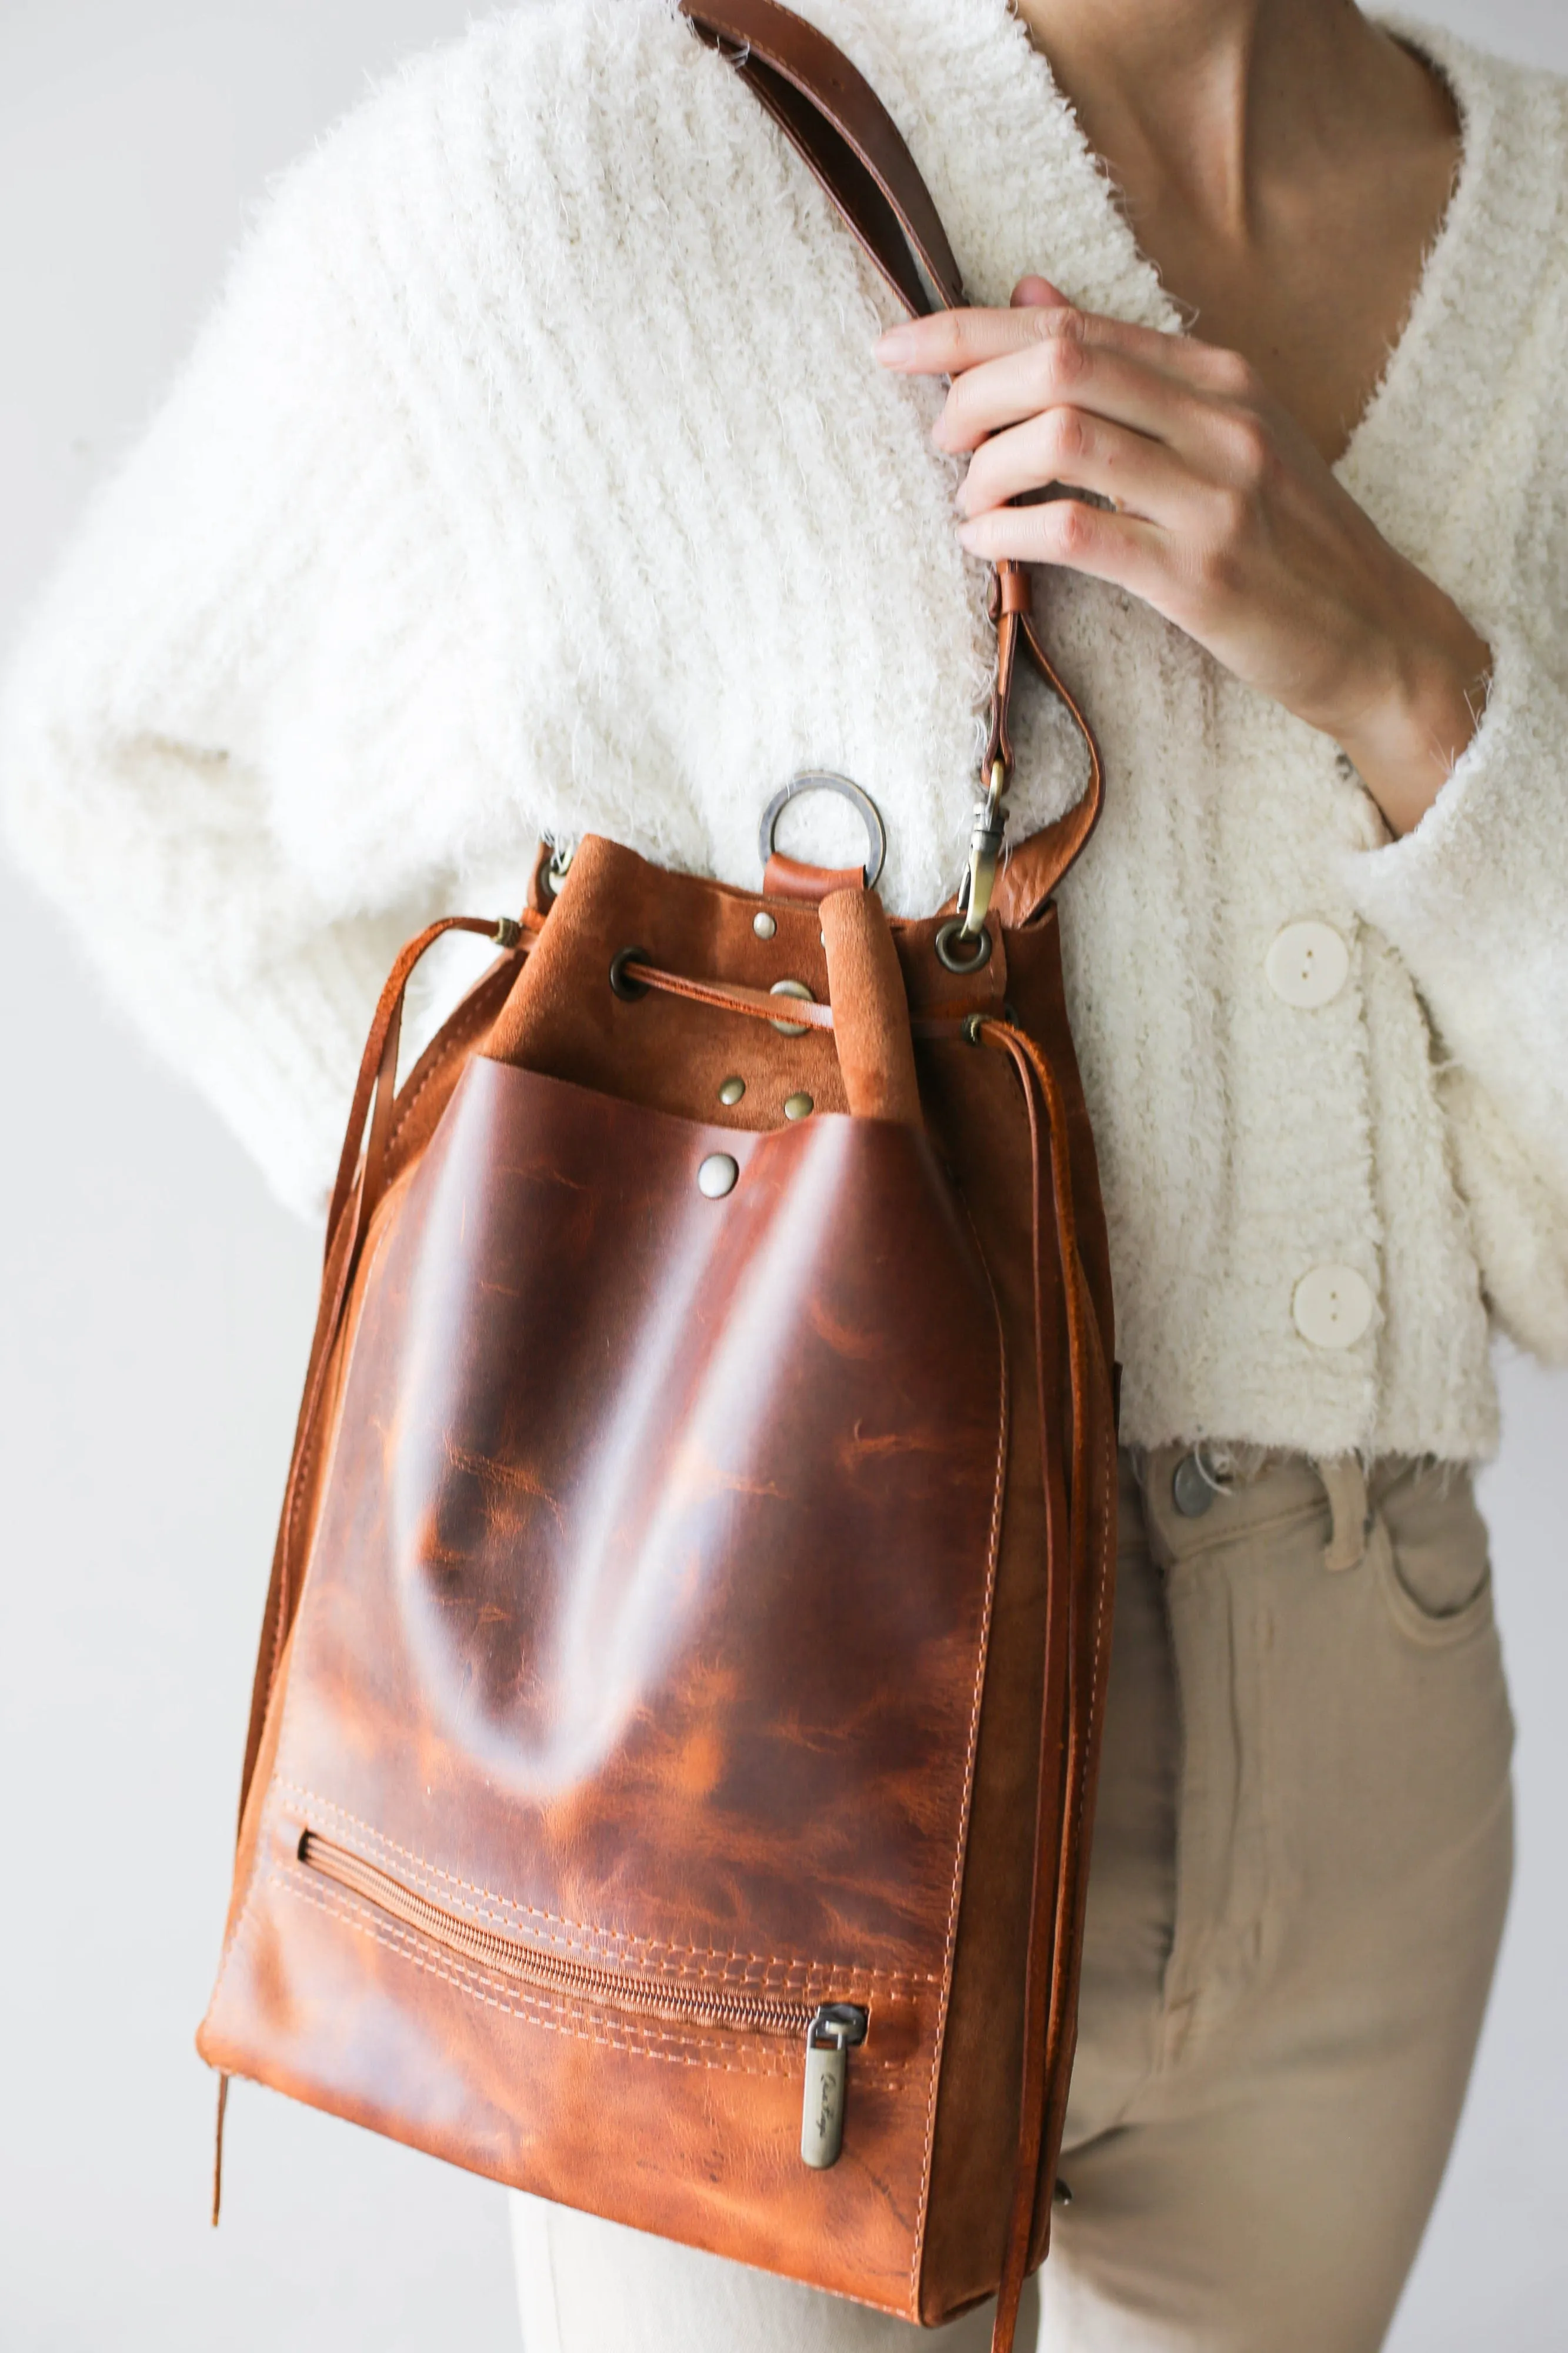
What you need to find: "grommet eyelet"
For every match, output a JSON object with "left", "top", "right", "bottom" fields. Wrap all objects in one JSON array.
[
  {"left": 962, "top": 1012, "right": 985, "bottom": 1046},
  {"left": 934, "top": 918, "right": 993, "bottom": 975},
  {"left": 609, "top": 945, "right": 650, "bottom": 1001}
]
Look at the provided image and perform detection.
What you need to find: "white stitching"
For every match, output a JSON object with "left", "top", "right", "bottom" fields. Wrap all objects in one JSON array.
[
  {"left": 268, "top": 1871, "right": 919, "bottom": 2079},
  {"left": 274, "top": 1782, "right": 938, "bottom": 1985}
]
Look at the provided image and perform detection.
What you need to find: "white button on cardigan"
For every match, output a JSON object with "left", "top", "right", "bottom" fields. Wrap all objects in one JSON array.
[
  {"left": 1266, "top": 921, "right": 1350, "bottom": 1010},
  {"left": 1293, "top": 1266, "right": 1377, "bottom": 1351}
]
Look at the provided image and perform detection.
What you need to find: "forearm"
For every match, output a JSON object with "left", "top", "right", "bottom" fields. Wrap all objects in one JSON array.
[
  {"left": 1330, "top": 557, "right": 1493, "bottom": 838},
  {"left": 1342, "top": 629, "right": 1568, "bottom": 1184}
]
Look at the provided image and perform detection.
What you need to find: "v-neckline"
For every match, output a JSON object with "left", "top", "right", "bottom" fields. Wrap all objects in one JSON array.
[
  {"left": 983, "top": 5, "right": 1480, "bottom": 486},
  {"left": 812, "top": 0, "right": 1532, "bottom": 559}
]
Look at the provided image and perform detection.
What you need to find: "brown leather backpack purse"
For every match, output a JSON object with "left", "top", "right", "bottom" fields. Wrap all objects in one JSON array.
[{"left": 198, "top": 6, "right": 1118, "bottom": 2345}]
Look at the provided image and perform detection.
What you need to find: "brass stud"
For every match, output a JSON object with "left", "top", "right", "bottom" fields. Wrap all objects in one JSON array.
[
  {"left": 697, "top": 1154, "right": 739, "bottom": 1199},
  {"left": 753, "top": 910, "right": 778, "bottom": 941},
  {"left": 718, "top": 1075, "right": 746, "bottom": 1106},
  {"left": 769, "top": 978, "right": 815, "bottom": 1036},
  {"left": 784, "top": 1092, "right": 813, "bottom": 1121}
]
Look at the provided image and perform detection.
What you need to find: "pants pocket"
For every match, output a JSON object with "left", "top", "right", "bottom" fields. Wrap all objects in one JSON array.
[{"left": 1372, "top": 1460, "right": 1495, "bottom": 1647}]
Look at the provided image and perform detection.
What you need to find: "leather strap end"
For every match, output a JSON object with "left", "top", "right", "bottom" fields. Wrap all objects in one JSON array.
[{"left": 211, "top": 2073, "right": 229, "bottom": 2228}]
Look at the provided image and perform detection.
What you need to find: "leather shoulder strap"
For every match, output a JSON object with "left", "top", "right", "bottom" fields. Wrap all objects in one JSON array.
[
  {"left": 680, "top": 0, "right": 1105, "bottom": 920},
  {"left": 680, "top": 0, "right": 962, "bottom": 315}
]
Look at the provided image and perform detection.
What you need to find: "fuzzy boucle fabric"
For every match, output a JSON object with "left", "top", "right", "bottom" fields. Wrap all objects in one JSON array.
[{"left": 2, "top": 0, "right": 1565, "bottom": 1458}]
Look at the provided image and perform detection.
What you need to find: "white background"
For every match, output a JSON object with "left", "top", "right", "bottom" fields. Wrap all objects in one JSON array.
[{"left": 1, "top": 4, "right": 1563, "bottom": 2345}]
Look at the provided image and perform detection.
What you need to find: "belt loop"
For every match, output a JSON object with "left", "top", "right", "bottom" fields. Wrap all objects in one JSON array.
[{"left": 1319, "top": 1457, "right": 1369, "bottom": 1573}]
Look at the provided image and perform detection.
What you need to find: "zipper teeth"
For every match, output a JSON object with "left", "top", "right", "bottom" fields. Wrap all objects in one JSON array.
[{"left": 297, "top": 1831, "right": 814, "bottom": 2038}]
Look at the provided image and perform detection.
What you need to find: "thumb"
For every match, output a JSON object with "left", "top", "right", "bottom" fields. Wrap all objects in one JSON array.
[{"left": 1012, "top": 274, "right": 1069, "bottom": 309}]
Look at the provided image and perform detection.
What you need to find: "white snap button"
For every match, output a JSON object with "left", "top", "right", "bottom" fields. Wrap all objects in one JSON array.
[
  {"left": 1292, "top": 1264, "right": 1374, "bottom": 1349},
  {"left": 697, "top": 1154, "right": 739, "bottom": 1199},
  {"left": 1265, "top": 920, "right": 1349, "bottom": 1010}
]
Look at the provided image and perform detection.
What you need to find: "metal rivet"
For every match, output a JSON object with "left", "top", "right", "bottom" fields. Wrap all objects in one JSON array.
[
  {"left": 770, "top": 978, "right": 815, "bottom": 1036},
  {"left": 753, "top": 911, "right": 778, "bottom": 941},
  {"left": 697, "top": 1153, "right": 739, "bottom": 1199},
  {"left": 718, "top": 1075, "right": 746, "bottom": 1106},
  {"left": 784, "top": 1092, "right": 813, "bottom": 1121}
]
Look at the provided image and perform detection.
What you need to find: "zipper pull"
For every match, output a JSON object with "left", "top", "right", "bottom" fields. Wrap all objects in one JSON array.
[{"left": 800, "top": 2002, "right": 868, "bottom": 2169}]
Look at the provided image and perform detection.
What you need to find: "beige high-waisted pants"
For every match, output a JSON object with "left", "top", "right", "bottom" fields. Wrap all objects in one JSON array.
[{"left": 511, "top": 1447, "right": 1514, "bottom": 2352}]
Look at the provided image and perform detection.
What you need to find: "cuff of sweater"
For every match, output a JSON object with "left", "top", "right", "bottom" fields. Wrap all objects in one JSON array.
[{"left": 1339, "top": 628, "right": 1566, "bottom": 974}]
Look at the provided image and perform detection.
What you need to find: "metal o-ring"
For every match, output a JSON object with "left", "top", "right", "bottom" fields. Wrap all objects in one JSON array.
[
  {"left": 758, "top": 774, "right": 886, "bottom": 891},
  {"left": 609, "top": 945, "right": 651, "bottom": 1001},
  {"left": 934, "top": 918, "right": 993, "bottom": 975}
]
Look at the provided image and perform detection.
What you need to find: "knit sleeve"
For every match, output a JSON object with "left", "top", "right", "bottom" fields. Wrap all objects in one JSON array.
[
  {"left": 0, "top": 37, "right": 555, "bottom": 1221},
  {"left": 1342, "top": 627, "right": 1568, "bottom": 1361}
]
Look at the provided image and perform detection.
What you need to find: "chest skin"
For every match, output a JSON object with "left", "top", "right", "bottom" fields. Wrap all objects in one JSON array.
[{"left": 1036, "top": 22, "right": 1463, "bottom": 464}]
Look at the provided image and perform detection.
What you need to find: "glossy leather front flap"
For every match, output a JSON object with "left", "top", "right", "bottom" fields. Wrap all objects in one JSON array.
[{"left": 202, "top": 1051, "right": 1007, "bottom": 2313}]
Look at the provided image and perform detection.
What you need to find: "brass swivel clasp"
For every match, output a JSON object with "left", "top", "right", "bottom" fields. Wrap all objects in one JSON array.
[{"left": 959, "top": 755, "right": 1009, "bottom": 937}]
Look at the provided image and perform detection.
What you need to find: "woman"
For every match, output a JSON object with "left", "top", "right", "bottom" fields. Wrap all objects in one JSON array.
[{"left": 2, "top": 0, "right": 1563, "bottom": 2345}]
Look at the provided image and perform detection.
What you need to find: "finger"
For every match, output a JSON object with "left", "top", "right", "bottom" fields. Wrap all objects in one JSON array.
[
  {"left": 935, "top": 330, "right": 1219, "bottom": 465},
  {"left": 956, "top": 495, "right": 1167, "bottom": 596},
  {"left": 876, "top": 297, "right": 1222, "bottom": 389},
  {"left": 878, "top": 300, "right": 1145, "bottom": 377},
  {"left": 959, "top": 405, "right": 1193, "bottom": 526},
  {"left": 1011, "top": 274, "right": 1068, "bottom": 309}
]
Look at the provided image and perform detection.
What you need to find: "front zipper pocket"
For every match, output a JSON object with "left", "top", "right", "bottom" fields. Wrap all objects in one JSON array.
[{"left": 296, "top": 1829, "right": 869, "bottom": 2167}]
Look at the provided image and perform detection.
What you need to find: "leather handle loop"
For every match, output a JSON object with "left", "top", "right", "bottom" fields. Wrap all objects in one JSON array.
[{"left": 323, "top": 916, "right": 529, "bottom": 1255}]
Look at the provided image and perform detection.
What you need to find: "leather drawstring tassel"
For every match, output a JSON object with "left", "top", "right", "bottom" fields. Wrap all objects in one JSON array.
[{"left": 211, "top": 2073, "right": 229, "bottom": 2227}]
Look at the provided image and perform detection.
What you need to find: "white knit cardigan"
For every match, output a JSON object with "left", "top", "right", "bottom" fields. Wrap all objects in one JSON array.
[{"left": 3, "top": 0, "right": 1566, "bottom": 1461}]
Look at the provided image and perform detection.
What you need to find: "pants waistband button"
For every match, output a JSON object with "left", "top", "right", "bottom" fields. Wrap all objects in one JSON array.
[{"left": 1171, "top": 1451, "right": 1216, "bottom": 1518}]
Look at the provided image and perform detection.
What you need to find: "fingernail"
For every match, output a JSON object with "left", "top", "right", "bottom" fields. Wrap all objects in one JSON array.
[{"left": 875, "top": 325, "right": 915, "bottom": 364}]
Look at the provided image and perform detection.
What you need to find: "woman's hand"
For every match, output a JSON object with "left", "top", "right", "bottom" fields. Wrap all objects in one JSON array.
[{"left": 876, "top": 279, "right": 1492, "bottom": 836}]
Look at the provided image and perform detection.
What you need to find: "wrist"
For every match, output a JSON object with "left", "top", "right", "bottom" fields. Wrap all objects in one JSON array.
[{"left": 1333, "top": 589, "right": 1492, "bottom": 838}]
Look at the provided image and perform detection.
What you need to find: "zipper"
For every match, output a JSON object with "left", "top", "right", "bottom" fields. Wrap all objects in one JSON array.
[{"left": 296, "top": 1829, "right": 869, "bottom": 2166}]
